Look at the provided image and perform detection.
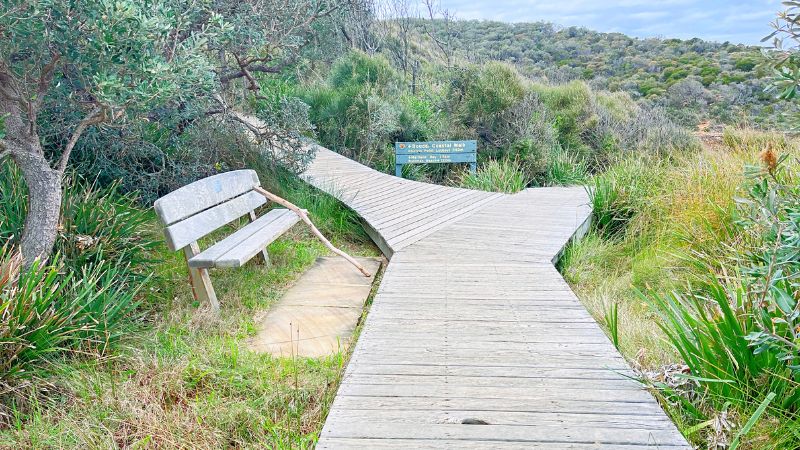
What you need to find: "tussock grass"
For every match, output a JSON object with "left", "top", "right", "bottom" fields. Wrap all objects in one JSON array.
[
  {"left": 561, "top": 128, "right": 800, "bottom": 448},
  {"left": 564, "top": 134, "right": 772, "bottom": 366},
  {"left": 0, "top": 166, "right": 379, "bottom": 447},
  {"left": 455, "top": 159, "right": 528, "bottom": 193}
]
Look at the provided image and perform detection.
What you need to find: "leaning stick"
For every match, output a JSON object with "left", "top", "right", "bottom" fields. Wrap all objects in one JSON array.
[{"left": 253, "top": 186, "right": 372, "bottom": 277}]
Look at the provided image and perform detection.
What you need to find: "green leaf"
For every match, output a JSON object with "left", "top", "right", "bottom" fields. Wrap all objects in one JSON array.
[{"left": 730, "top": 392, "right": 776, "bottom": 450}]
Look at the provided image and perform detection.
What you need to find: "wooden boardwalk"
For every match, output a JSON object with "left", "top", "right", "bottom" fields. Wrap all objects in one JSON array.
[{"left": 303, "top": 145, "right": 690, "bottom": 449}]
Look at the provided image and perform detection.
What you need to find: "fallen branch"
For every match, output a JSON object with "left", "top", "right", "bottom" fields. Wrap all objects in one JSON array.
[{"left": 253, "top": 186, "right": 372, "bottom": 277}]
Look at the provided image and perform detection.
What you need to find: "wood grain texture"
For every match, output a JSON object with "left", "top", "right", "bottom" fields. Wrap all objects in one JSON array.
[
  {"left": 298, "top": 145, "right": 690, "bottom": 448},
  {"left": 162, "top": 190, "right": 267, "bottom": 251},
  {"left": 188, "top": 208, "right": 299, "bottom": 268},
  {"left": 247, "top": 257, "right": 382, "bottom": 358},
  {"left": 154, "top": 169, "right": 259, "bottom": 226}
]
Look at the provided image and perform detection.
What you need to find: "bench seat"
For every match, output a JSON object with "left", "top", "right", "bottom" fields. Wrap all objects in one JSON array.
[{"left": 188, "top": 208, "right": 300, "bottom": 269}]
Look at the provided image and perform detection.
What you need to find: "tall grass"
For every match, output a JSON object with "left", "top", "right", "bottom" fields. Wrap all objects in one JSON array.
[
  {"left": 1, "top": 162, "right": 154, "bottom": 281},
  {"left": 641, "top": 159, "right": 800, "bottom": 446},
  {"left": 456, "top": 159, "right": 528, "bottom": 193},
  {"left": 0, "top": 162, "right": 150, "bottom": 425},
  {"left": 561, "top": 129, "right": 800, "bottom": 447},
  {"left": 260, "top": 166, "right": 368, "bottom": 243}
]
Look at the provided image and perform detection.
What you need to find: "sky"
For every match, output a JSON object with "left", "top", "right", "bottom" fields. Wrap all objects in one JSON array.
[{"left": 434, "top": 0, "right": 781, "bottom": 45}]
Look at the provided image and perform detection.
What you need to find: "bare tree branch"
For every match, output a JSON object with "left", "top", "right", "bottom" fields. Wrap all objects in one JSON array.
[
  {"left": 56, "top": 107, "right": 106, "bottom": 173},
  {"left": 32, "top": 53, "right": 60, "bottom": 113}
]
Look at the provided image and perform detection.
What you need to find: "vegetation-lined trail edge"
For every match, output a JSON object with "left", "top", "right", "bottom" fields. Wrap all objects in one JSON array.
[{"left": 301, "top": 145, "right": 690, "bottom": 448}]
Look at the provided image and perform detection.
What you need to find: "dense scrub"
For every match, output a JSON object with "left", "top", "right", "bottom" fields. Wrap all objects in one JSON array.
[
  {"left": 301, "top": 50, "right": 697, "bottom": 190},
  {"left": 560, "top": 130, "right": 800, "bottom": 448},
  {"left": 415, "top": 20, "right": 796, "bottom": 128}
]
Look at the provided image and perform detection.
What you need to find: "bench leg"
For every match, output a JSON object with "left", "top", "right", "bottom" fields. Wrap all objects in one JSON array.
[
  {"left": 184, "top": 244, "right": 220, "bottom": 312},
  {"left": 249, "top": 211, "right": 271, "bottom": 268}
]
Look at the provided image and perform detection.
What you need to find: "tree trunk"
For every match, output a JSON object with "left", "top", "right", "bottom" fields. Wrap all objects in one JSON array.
[{"left": 13, "top": 147, "right": 62, "bottom": 266}]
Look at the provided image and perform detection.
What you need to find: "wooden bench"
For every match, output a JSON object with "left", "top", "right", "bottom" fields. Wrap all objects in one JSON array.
[{"left": 154, "top": 170, "right": 300, "bottom": 311}]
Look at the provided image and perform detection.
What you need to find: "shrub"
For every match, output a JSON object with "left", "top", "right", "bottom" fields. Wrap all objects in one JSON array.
[
  {"left": 546, "top": 148, "right": 588, "bottom": 185},
  {"left": 0, "top": 247, "right": 142, "bottom": 425},
  {"left": 460, "top": 62, "right": 526, "bottom": 124},
  {"left": 456, "top": 159, "right": 528, "bottom": 193},
  {"left": 0, "top": 162, "right": 150, "bottom": 423},
  {"left": 531, "top": 80, "right": 593, "bottom": 150},
  {"left": 1, "top": 162, "right": 154, "bottom": 281},
  {"left": 587, "top": 159, "right": 660, "bottom": 238},
  {"left": 644, "top": 158, "right": 800, "bottom": 414},
  {"left": 302, "top": 51, "right": 411, "bottom": 166},
  {"left": 528, "top": 81, "right": 697, "bottom": 169}
]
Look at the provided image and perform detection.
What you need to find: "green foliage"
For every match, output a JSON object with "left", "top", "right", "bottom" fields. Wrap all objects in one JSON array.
[
  {"left": 738, "top": 160, "right": 800, "bottom": 375},
  {"left": 302, "top": 51, "right": 411, "bottom": 164},
  {"left": 587, "top": 160, "right": 658, "bottom": 238},
  {"left": 532, "top": 81, "right": 592, "bottom": 149},
  {"left": 0, "top": 245, "right": 143, "bottom": 421},
  {"left": 643, "top": 160, "right": 800, "bottom": 414},
  {"left": 1, "top": 162, "right": 154, "bottom": 281},
  {"left": 1, "top": 162, "right": 150, "bottom": 421},
  {"left": 730, "top": 392, "right": 776, "bottom": 450},
  {"left": 329, "top": 51, "right": 400, "bottom": 89},
  {"left": 417, "top": 19, "right": 793, "bottom": 127},
  {"left": 603, "top": 302, "right": 620, "bottom": 349},
  {"left": 458, "top": 62, "right": 526, "bottom": 123},
  {"left": 1, "top": 251, "right": 74, "bottom": 388},
  {"left": 457, "top": 159, "right": 528, "bottom": 193},
  {"left": 2, "top": 0, "right": 216, "bottom": 120},
  {"left": 643, "top": 275, "right": 798, "bottom": 411},
  {"left": 734, "top": 57, "right": 759, "bottom": 72}
]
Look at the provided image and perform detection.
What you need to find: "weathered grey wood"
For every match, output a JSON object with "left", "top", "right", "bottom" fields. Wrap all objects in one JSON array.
[
  {"left": 295, "top": 143, "right": 691, "bottom": 448},
  {"left": 320, "top": 421, "right": 689, "bottom": 447},
  {"left": 248, "top": 210, "right": 271, "bottom": 266},
  {"left": 183, "top": 242, "right": 220, "bottom": 311},
  {"left": 328, "top": 394, "right": 671, "bottom": 416},
  {"left": 317, "top": 438, "right": 685, "bottom": 450},
  {"left": 162, "top": 190, "right": 267, "bottom": 251},
  {"left": 323, "top": 409, "right": 678, "bottom": 429},
  {"left": 211, "top": 211, "right": 299, "bottom": 268},
  {"left": 188, "top": 209, "right": 299, "bottom": 268},
  {"left": 154, "top": 169, "right": 301, "bottom": 310},
  {"left": 154, "top": 169, "right": 259, "bottom": 226}
]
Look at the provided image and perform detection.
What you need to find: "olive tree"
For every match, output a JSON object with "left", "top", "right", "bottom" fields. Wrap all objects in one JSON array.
[
  {"left": 1, "top": 0, "right": 345, "bottom": 266},
  {"left": 0, "top": 1, "right": 219, "bottom": 265}
]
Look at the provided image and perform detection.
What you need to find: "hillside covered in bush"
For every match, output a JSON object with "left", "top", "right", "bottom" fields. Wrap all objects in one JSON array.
[{"left": 410, "top": 19, "right": 795, "bottom": 128}]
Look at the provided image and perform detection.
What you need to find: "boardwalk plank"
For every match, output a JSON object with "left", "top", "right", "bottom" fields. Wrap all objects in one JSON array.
[{"left": 298, "top": 145, "right": 690, "bottom": 448}]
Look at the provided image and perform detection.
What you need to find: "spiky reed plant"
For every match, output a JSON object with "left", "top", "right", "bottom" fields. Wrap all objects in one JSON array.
[
  {"left": 457, "top": 159, "right": 529, "bottom": 193},
  {"left": 643, "top": 154, "right": 800, "bottom": 414}
]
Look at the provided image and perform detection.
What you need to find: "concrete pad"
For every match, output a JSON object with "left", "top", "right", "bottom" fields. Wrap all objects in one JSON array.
[{"left": 247, "top": 256, "right": 382, "bottom": 358}]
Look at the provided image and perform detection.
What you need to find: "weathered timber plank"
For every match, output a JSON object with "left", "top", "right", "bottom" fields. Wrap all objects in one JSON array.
[
  {"left": 154, "top": 169, "right": 259, "bottom": 226},
  {"left": 188, "top": 209, "right": 297, "bottom": 268},
  {"left": 295, "top": 144, "right": 689, "bottom": 448}
]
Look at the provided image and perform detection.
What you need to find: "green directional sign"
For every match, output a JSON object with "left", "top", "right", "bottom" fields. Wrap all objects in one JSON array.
[{"left": 395, "top": 140, "right": 477, "bottom": 178}]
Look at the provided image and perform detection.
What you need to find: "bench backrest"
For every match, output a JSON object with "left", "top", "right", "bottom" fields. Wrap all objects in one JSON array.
[{"left": 154, "top": 170, "right": 266, "bottom": 251}]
